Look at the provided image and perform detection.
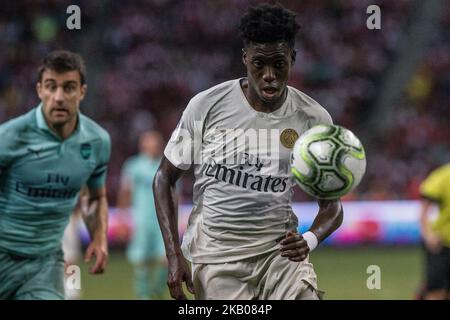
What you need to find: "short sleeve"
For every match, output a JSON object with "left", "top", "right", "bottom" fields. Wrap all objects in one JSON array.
[
  {"left": 319, "top": 109, "right": 333, "bottom": 125},
  {"left": 164, "top": 97, "right": 203, "bottom": 170},
  {"left": 420, "top": 168, "right": 445, "bottom": 202},
  {"left": 299, "top": 94, "right": 333, "bottom": 129},
  {"left": 86, "top": 132, "right": 111, "bottom": 189},
  {"left": 0, "top": 122, "right": 17, "bottom": 169},
  {"left": 311, "top": 106, "right": 333, "bottom": 127}
]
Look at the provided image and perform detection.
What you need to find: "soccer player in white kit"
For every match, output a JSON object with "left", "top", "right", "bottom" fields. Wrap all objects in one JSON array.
[{"left": 154, "top": 3, "right": 343, "bottom": 300}]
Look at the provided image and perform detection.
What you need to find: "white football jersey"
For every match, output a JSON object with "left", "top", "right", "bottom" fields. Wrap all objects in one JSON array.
[{"left": 165, "top": 78, "right": 332, "bottom": 263}]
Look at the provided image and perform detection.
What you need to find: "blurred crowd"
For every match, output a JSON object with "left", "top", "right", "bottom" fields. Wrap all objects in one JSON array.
[{"left": 1, "top": 0, "right": 449, "bottom": 203}]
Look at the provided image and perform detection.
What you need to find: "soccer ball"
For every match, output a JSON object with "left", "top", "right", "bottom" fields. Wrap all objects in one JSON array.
[{"left": 290, "top": 124, "right": 366, "bottom": 199}]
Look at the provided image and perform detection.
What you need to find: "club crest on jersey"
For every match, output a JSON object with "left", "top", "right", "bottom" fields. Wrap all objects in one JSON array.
[
  {"left": 280, "top": 128, "right": 299, "bottom": 149},
  {"left": 80, "top": 143, "right": 92, "bottom": 160}
]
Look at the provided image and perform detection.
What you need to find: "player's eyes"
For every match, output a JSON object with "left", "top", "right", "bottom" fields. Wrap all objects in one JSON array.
[
  {"left": 64, "top": 85, "right": 76, "bottom": 92},
  {"left": 252, "top": 60, "right": 263, "bottom": 68},
  {"left": 275, "top": 61, "right": 286, "bottom": 69},
  {"left": 45, "top": 84, "right": 57, "bottom": 91}
]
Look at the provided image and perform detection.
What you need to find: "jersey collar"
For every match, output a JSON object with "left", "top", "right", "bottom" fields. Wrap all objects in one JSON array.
[
  {"left": 36, "top": 103, "right": 49, "bottom": 130},
  {"left": 237, "top": 78, "right": 292, "bottom": 118}
]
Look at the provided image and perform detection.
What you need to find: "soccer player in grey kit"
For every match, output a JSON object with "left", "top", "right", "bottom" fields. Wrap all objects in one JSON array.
[{"left": 154, "top": 3, "right": 343, "bottom": 300}]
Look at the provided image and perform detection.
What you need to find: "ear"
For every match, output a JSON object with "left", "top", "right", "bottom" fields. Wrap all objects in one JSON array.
[
  {"left": 291, "top": 50, "right": 297, "bottom": 64},
  {"left": 242, "top": 48, "right": 247, "bottom": 66},
  {"left": 36, "top": 82, "right": 43, "bottom": 100},
  {"left": 79, "top": 84, "right": 87, "bottom": 101}
]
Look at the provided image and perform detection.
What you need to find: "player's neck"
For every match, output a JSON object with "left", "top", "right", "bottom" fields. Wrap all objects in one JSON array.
[
  {"left": 241, "top": 80, "right": 286, "bottom": 113},
  {"left": 48, "top": 117, "right": 78, "bottom": 140}
]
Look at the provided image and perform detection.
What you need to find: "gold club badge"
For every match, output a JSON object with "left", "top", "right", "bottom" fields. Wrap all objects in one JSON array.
[{"left": 280, "top": 128, "right": 299, "bottom": 149}]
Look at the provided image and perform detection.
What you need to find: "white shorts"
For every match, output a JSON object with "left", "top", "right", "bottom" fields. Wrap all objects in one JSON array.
[{"left": 191, "top": 250, "right": 323, "bottom": 300}]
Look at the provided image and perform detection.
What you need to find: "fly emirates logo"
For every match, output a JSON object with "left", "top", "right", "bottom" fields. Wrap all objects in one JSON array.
[
  {"left": 204, "top": 153, "right": 289, "bottom": 193},
  {"left": 169, "top": 125, "right": 294, "bottom": 192}
]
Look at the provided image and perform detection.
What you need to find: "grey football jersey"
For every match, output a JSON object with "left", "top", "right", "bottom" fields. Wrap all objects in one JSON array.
[{"left": 164, "top": 78, "right": 332, "bottom": 263}]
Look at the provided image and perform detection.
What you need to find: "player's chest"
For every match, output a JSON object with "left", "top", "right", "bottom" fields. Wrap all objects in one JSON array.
[
  {"left": 10, "top": 140, "right": 96, "bottom": 187},
  {"left": 202, "top": 115, "right": 310, "bottom": 169}
]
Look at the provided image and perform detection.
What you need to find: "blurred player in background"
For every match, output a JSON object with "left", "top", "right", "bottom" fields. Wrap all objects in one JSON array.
[
  {"left": 154, "top": 3, "right": 343, "bottom": 300},
  {"left": 118, "top": 131, "right": 167, "bottom": 299},
  {"left": 0, "top": 50, "right": 111, "bottom": 300},
  {"left": 419, "top": 162, "right": 450, "bottom": 300}
]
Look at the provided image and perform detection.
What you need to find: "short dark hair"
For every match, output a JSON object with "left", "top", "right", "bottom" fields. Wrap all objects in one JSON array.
[
  {"left": 37, "top": 50, "right": 87, "bottom": 85},
  {"left": 239, "top": 3, "right": 300, "bottom": 48}
]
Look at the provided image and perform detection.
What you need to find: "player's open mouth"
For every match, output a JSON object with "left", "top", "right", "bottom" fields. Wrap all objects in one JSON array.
[{"left": 262, "top": 88, "right": 278, "bottom": 99}]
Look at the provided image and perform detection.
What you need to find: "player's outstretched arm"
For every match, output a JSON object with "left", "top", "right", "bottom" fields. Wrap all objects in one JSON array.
[
  {"left": 309, "top": 199, "right": 343, "bottom": 243},
  {"left": 153, "top": 156, "right": 194, "bottom": 300},
  {"left": 82, "top": 186, "right": 109, "bottom": 274},
  {"left": 280, "top": 199, "right": 343, "bottom": 262}
]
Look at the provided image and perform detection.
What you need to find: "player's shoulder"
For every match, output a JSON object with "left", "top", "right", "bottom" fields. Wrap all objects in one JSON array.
[
  {"left": 79, "top": 113, "right": 111, "bottom": 145},
  {"left": 437, "top": 163, "right": 450, "bottom": 175},
  {"left": 420, "top": 163, "right": 450, "bottom": 199},
  {"left": 192, "top": 79, "right": 237, "bottom": 101},
  {"left": 288, "top": 86, "right": 333, "bottom": 125},
  {"left": 123, "top": 154, "right": 141, "bottom": 168},
  {"left": 0, "top": 108, "right": 37, "bottom": 149},
  {"left": 0, "top": 108, "right": 36, "bottom": 131},
  {"left": 187, "top": 79, "right": 238, "bottom": 111},
  {"left": 426, "top": 163, "right": 450, "bottom": 182}
]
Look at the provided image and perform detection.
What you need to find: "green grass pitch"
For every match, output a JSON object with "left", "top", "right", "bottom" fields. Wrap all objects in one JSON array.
[{"left": 78, "top": 246, "right": 423, "bottom": 300}]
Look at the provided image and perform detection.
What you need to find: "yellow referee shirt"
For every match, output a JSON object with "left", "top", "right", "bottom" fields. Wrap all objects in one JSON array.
[{"left": 420, "top": 163, "right": 450, "bottom": 247}]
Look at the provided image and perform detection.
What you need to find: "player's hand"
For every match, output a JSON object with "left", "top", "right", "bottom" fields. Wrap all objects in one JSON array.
[
  {"left": 84, "top": 239, "right": 108, "bottom": 274},
  {"left": 167, "top": 254, "right": 195, "bottom": 300},
  {"left": 279, "top": 230, "right": 310, "bottom": 262}
]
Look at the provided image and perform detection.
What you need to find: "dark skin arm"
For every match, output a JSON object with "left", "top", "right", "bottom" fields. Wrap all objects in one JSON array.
[
  {"left": 280, "top": 199, "right": 343, "bottom": 261},
  {"left": 153, "top": 156, "right": 194, "bottom": 300}
]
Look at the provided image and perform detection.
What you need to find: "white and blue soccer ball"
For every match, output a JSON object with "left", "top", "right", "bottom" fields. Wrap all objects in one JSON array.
[{"left": 290, "top": 124, "right": 366, "bottom": 200}]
